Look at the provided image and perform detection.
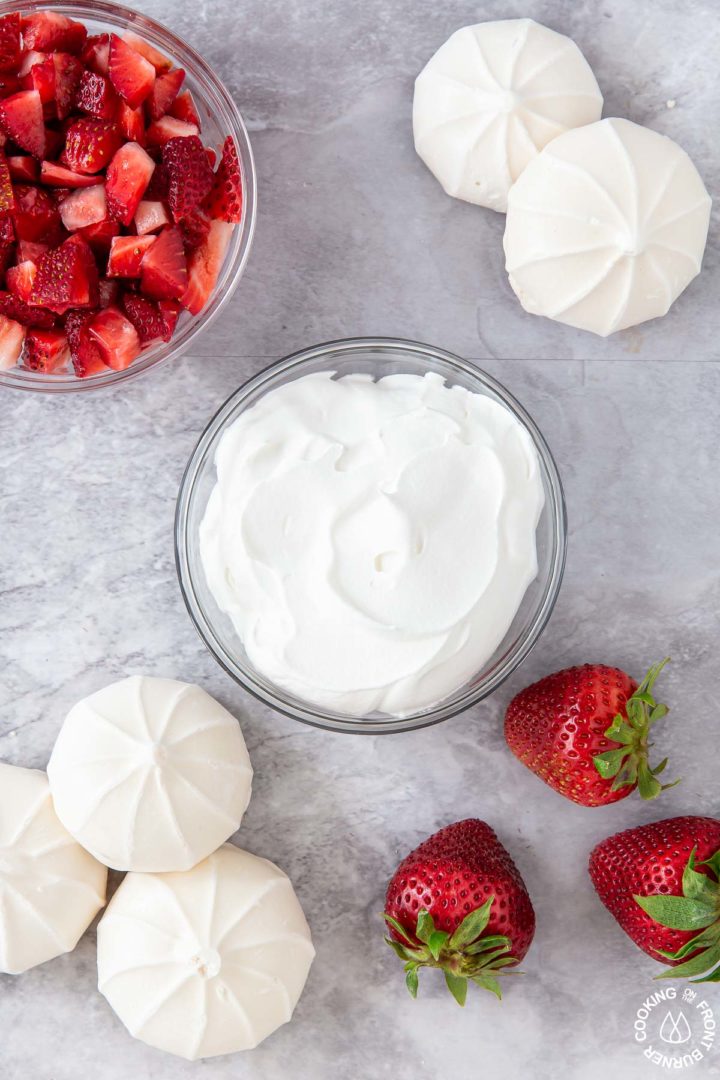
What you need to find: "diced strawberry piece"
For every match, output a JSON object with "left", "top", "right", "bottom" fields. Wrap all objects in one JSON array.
[
  {"left": 21, "top": 12, "right": 87, "bottom": 54},
  {"left": 23, "top": 326, "right": 70, "bottom": 372},
  {"left": 0, "top": 75, "right": 21, "bottom": 99},
  {"left": 205, "top": 136, "right": 243, "bottom": 223},
  {"left": 0, "top": 91, "right": 46, "bottom": 158},
  {"left": 75, "top": 70, "right": 117, "bottom": 119},
  {"left": 146, "top": 115, "right": 198, "bottom": 147},
  {"left": 40, "top": 160, "right": 103, "bottom": 187},
  {"left": 162, "top": 135, "right": 213, "bottom": 221},
  {"left": 182, "top": 219, "right": 232, "bottom": 315},
  {"left": 179, "top": 206, "right": 211, "bottom": 251},
  {"left": 205, "top": 147, "right": 216, "bottom": 168},
  {"left": 148, "top": 68, "right": 184, "bottom": 121},
  {"left": 59, "top": 183, "right": 107, "bottom": 231},
  {"left": 88, "top": 304, "right": 140, "bottom": 369},
  {"left": 48, "top": 185, "right": 71, "bottom": 206},
  {"left": 158, "top": 298, "right": 181, "bottom": 336},
  {"left": 117, "top": 101, "right": 144, "bottom": 144},
  {"left": 108, "top": 34, "right": 155, "bottom": 109},
  {"left": 31, "top": 234, "right": 98, "bottom": 313},
  {"left": 0, "top": 13, "right": 21, "bottom": 73},
  {"left": 78, "top": 217, "right": 119, "bottom": 252},
  {"left": 122, "top": 290, "right": 173, "bottom": 345},
  {"left": 0, "top": 210, "right": 13, "bottom": 248},
  {"left": 21, "top": 57, "right": 55, "bottom": 106},
  {"left": 140, "top": 225, "right": 187, "bottom": 300},
  {"left": 107, "top": 233, "right": 155, "bottom": 277},
  {"left": 7, "top": 155, "right": 38, "bottom": 181},
  {"left": 122, "top": 32, "right": 171, "bottom": 74},
  {"left": 134, "top": 199, "right": 169, "bottom": 235},
  {"left": 52, "top": 53, "right": 83, "bottom": 120},
  {"left": 105, "top": 141, "right": 154, "bottom": 225},
  {"left": 0, "top": 290, "right": 55, "bottom": 328},
  {"left": 17, "top": 51, "right": 47, "bottom": 78},
  {"left": 169, "top": 89, "right": 200, "bottom": 130},
  {"left": 81, "top": 33, "right": 110, "bottom": 76},
  {"left": 97, "top": 277, "right": 119, "bottom": 308},
  {"left": 43, "top": 125, "right": 65, "bottom": 160},
  {"left": 17, "top": 239, "right": 48, "bottom": 262},
  {"left": 0, "top": 311, "right": 25, "bottom": 368},
  {"left": 145, "top": 161, "right": 168, "bottom": 199},
  {"left": 12, "top": 182, "right": 62, "bottom": 241},
  {"left": 7, "top": 260, "right": 37, "bottom": 302},
  {"left": 62, "top": 117, "right": 123, "bottom": 174},
  {"left": 0, "top": 148, "right": 13, "bottom": 211},
  {"left": 65, "top": 308, "right": 106, "bottom": 376}
]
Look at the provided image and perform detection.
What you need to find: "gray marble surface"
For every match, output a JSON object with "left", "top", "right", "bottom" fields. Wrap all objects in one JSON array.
[{"left": 1, "top": 0, "right": 719, "bottom": 1077}]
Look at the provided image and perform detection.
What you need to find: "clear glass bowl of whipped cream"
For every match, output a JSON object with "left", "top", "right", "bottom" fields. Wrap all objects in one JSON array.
[{"left": 175, "top": 338, "right": 567, "bottom": 734}]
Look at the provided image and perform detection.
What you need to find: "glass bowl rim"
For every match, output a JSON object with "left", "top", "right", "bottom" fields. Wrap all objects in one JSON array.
[
  {"left": 175, "top": 336, "right": 568, "bottom": 734},
  {"left": 0, "top": 0, "right": 257, "bottom": 393}
]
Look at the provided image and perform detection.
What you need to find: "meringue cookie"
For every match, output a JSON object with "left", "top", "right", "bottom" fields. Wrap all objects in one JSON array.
[
  {"left": 0, "top": 762, "right": 107, "bottom": 974},
  {"left": 504, "top": 117, "right": 712, "bottom": 335},
  {"left": 47, "top": 676, "right": 253, "bottom": 872},
  {"left": 97, "top": 844, "right": 315, "bottom": 1059},
  {"left": 413, "top": 18, "right": 603, "bottom": 212}
]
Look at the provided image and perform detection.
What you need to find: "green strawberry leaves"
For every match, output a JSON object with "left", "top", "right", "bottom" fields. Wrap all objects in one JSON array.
[
  {"left": 383, "top": 901, "right": 519, "bottom": 1005},
  {"left": 592, "top": 658, "right": 679, "bottom": 800}
]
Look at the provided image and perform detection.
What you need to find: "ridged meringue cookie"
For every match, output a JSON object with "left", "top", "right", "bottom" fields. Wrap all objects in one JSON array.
[
  {"left": 47, "top": 676, "right": 253, "bottom": 872},
  {"left": 0, "top": 762, "right": 107, "bottom": 975},
  {"left": 97, "top": 844, "right": 315, "bottom": 1059},
  {"left": 413, "top": 18, "right": 603, "bottom": 212},
  {"left": 504, "top": 117, "right": 712, "bottom": 336}
]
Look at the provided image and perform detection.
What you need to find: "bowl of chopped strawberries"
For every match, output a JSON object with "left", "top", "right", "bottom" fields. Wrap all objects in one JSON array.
[{"left": 0, "top": 1, "right": 256, "bottom": 390}]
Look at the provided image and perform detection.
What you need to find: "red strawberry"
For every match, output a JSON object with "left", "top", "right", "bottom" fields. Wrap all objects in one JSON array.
[
  {"left": 0, "top": 75, "right": 21, "bottom": 99},
  {"left": 0, "top": 311, "right": 25, "bottom": 368},
  {"left": 0, "top": 90, "right": 45, "bottom": 157},
  {"left": 43, "top": 124, "right": 65, "bottom": 161},
  {"left": 505, "top": 661, "right": 676, "bottom": 807},
  {"left": 31, "top": 234, "right": 98, "bottom": 313},
  {"left": 157, "top": 298, "right": 181, "bottom": 337},
  {"left": 181, "top": 218, "right": 232, "bottom": 314},
  {"left": 148, "top": 68, "right": 184, "bottom": 121},
  {"left": 23, "top": 326, "right": 70, "bottom": 372},
  {"left": 12, "top": 183, "right": 62, "bottom": 241},
  {"left": 108, "top": 34, "right": 155, "bottom": 109},
  {"left": 21, "top": 56, "right": 55, "bottom": 106},
  {"left": 75, "top": 70, "right": 117, "bottom": 119},
  {"left": 134, "top": 199, "right": 169, "bottom": 235},
  {"left": 59, "top": 184, "right": 107, "bottom": 231},
  {"left": 0, "top": 290, "right": 55, "bottom": 328},
  {"left": 179, "top": 206, "right": 210, "bottom": 251},
  {"left": 169, "top": 89, "right": 200, "bottom": 129},
  {"left": 16, "top": 239, "right": 48, "bottom": 262},
  {"left": 144, "top": 161, "right": 168, "bottom": 199},
  {"left": 0, "top": 13, "right": 21, "bottom": 73},
  {"left": 21, "top": 12, "right": 87, "bottom": 54},
  {"left": 146, "top": 115, "right": 197, "bottom": 147},
  {"left": 140, "top": 225, "right": 186, "bottom": 300},
  {"left": 40, "top": 160, "right": 104, "bottom": 187},
  {"left": 122, "top": 291, "right": 173, "bottom": 345},
  {"left": 65, "top": 308, "right": 106, "bottom": 376},
  {"left": 384, "top": 819, "right": 535, "bottom": 1004},
  {"left": 104, "top": 140, "right": 154, "bottom": 225},
  {"left": 81, "top": 34, "right": 110, "bottom": 76},
  {"left": 0, "top": 148, "right": 13, "bottom": 210},
  {"left": 7, "top": 260, "right": 37, "bottom": 302},
  {"left": 116, "top": 101, "right": 144, "bottom": 144},
  {"left": 97, "top": 277, "right": 119, "bottom": 308},
  {"left": 205, "top": 136, "right": 242, "bottom": 223},
  {"left": 107, "top": 234, "right": 156, "bottom": 277},
  {"left": 162, "top": 134, "right": 213, "bottom": 221},
  {"left": 78, "top": 217, "right": 119, "bottom": 252},
  {"left": 62, "top": 117, "right": 123, "bottom": 173},
  {"left": 122, "top": 32, "right": 171, "bottom": 74},
  {"left": 52, "top": 53, "right": 83, "bottom": 120},
  {"left": 589, "top": 817, "right": 720, "bottom": 981},
  {"left": 87, "top": 304, "right": 140, "bottom": 369},
  {"left": 7, "top": 155, "right": 38, "bottom": 182}
]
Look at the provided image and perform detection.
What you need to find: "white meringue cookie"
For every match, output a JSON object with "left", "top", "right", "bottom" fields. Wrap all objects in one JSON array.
[
  {"left": 47, "top": 676, "right": 253, "bottom": 872},
  {"left": 0, "top": 762, "right": 107, "bottom": 974},
  {"left": 413, "top": 18, "right": 603, "bottom": 211},
  {"left": 504, "top": 117, "right": 712, "bottom": 336},
  {"left": 97, "top": 844, "right": 315, "bottom": 1059}
]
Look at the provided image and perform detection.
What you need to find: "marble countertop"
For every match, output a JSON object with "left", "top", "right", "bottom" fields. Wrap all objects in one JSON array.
[{"left": 1, "top": 0, "right": 719, "bottom": 1077}]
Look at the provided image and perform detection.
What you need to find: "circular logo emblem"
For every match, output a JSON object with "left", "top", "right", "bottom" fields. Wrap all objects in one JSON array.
[{"left": 634, "top": 986, "right": 716, "bottom": 1070}]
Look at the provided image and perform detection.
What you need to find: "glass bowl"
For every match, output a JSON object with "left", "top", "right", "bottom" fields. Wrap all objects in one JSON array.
[
  {"left": 0, "top": 0, "right": 256, "bottom": 393},
  {"left": 175, "top": 338, "right": 567, "bottom": 734}
]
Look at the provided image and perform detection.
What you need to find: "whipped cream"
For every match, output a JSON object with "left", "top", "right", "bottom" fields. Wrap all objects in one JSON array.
[{"left": 200, "top": 371, "right": 544, "bottom": 716}]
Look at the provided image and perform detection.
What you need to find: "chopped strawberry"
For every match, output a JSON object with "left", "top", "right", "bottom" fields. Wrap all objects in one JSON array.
[
  {"left": 0, "top": 290, "right": 55, "bottom": 328},
  {"left": 7, "top": 155, "right": 38, "bottom": 181},
  {"left": 0, "top": 13, "right": 21, "bottom": 73},
  {"left": 148, "top": 68, "right": 184, "bottom": 121},
  {"left": 17, "top": 239, "right": 48, "bottom": 262},
  {"left": 0, "top": 75, "right": 21, "bottom": 99},
  {"left": 21, "top": 13, "right": 87, "bottom": 55},
  {"left": 21, "top": 56, "right": 55, "bottom": 106},
  {"left": 65, "top": 308, "right": 106, "bottom": 376},
  {"left": 78, "top": 217, "right": 119, "bottom": 252},
  {"left": 205, "top": 136, "right": 243, "bottom": 223},
  {"left": 52, "top": 53, "right": 83, "bottom": 120},
  {"left": 59, "top": 183, "right": 107, "bottom": 231},
  {"left": 205, "top": 147, "right": 216, "bottom": 168},
  {"left": 122, "top": 32, "right": 171, "bottom": 74},
  {"left": 107, "top": 233, "right": 155, "bottom": 277},
  {"left": 17, "top": 50, "right": 47, "bottom": 79},
  {"left": 7, "top": 260, "right": 37, "bottom": 302},
  {"left": 0, "top": 148, "right": 13, "bottom": 211},
  {"left": 40, "top": 160, "right": 103, "bottom": 187},
  {"left": 75, "top": 70, "right": 117, "bottom": 119},
  {"left": 122, "top": 291, "right": 173, "bottom": 345},
  {"left": 134, "top": 199, "right": 169, "bottom": 235},
  {"left": 108, "top": 34, "right": 155, "bottom": 109},
  {"left": 31, "top": 234, "right": 98, "bottom": 313},
  {"left": 12, "top": 183, "right": 63, "bottom": 241},
  {"left": 158, "top": 298, "right": 181, "bottom": 336},
  {"left": 146, "top": 115, "right": 197, "bottom": 147},
  {"left": 105, "top": 140, "right": 154, "bottom": 225},
  {"left": 179, "top": 206, "right": 210, "bottom": 251},
  {"left": 169, "top": 89, "right": 200, "bottom": 130},
  {"left": 140, "top": 225, "right": 187, "bottom": 300},
  {"left": 44, "top": 125, "right": 65, "bottom": 160},
  {"left": 0, "top": 210, "right": 14, "bottom": 249},
  {"left": 24, "top": 326, "right": 70, "bottom": 372},
  {"left": 97, "top": 277, "right": 119, "bottom": 308},
  {"left": 80, "top": 33, "right": 110, "bottom": 75},
  {"left": 88, "top": 304, "right": 140, "bottom": 369},
  {"left": 62, "top": 117, "right": 123, "bottom": 173},
  {"left": 182, "top": 218, "right": 232, "bottom": 315},
  {"left": 0, "top": 90, "right": 46, "bottom": 158},
  {"left": 117, "top": 101, "right": 144, "bottom": 144},
  {"left": 145, "top": 161, "right": 168, "bottom": 199},
  {"left": 162, "top": 135, "right": 213, "bottom": 221},
  {"left": 0, "top": 311, "right": 25, "bottom": 368}
]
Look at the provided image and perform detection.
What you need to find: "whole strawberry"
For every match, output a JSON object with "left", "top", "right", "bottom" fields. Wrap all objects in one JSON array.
[
  {"left": 383, "top": 819, "right": 535, "bottom": 1004},
  {"left": 589, "top": 816, "right": 720, "bottom": 981},
  {"left": 504, "top": 659, "right": 677, "bottom": 807}
]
